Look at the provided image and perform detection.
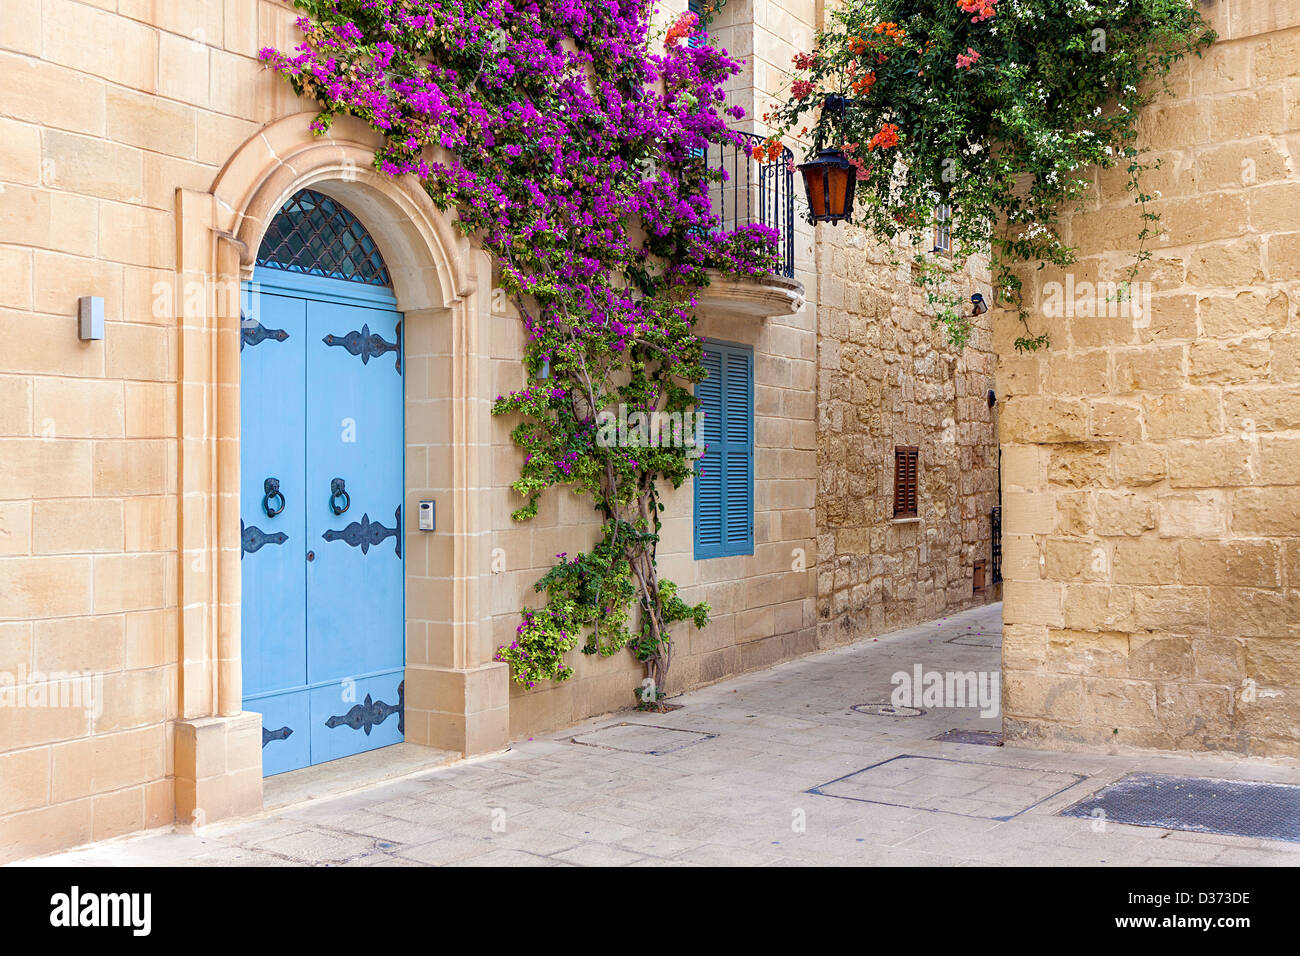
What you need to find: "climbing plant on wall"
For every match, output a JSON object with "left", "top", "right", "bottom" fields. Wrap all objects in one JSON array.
[
  {"left": 262, "top": 2, "right": 778, "bottom": 701},
  {"left": 761, "top": 0, "right": 1215, "bottom": 349}
]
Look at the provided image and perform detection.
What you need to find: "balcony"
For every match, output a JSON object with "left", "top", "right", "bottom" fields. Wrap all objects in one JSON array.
[{"left": 697, "top": 131, "right": 805, "bottom": 321}]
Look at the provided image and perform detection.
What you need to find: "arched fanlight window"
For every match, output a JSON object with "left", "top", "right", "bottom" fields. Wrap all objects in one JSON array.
[{"left": 256, "top": 188, "right": 391, "bottom": 287}]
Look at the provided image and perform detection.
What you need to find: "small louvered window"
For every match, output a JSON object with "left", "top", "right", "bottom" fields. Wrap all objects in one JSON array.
[
  {"left": 893, "top": 446, "right": 919, "bottom": 518},
  {"left": 934, "top": 203, "right": 952, "bottom": 254}
]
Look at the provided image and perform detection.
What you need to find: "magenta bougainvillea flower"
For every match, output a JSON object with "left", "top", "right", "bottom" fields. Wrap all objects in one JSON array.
[{"left": 261, "top": 0, "right": 765, "bottom": 689}]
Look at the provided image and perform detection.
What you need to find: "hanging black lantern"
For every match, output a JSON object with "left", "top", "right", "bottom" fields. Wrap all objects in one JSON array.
[
  {"left": 799, "top": 148, "right": 857, "bottom": 224},
  {"left": 970, "top": 292, "right": 989, "bottom": 316},
  {"left": 798, "top": 94, "right": 857, "bottom": 224}
]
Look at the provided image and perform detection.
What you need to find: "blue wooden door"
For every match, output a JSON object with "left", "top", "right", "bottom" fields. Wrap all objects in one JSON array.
[{"left": 241, "top": 267, "right": 405, "bottom": 777}]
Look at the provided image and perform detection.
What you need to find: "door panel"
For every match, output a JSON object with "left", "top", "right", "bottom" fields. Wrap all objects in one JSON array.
[
  {"left": 254, "top": 689, "right": 312, "bottom": 777},
  {"left": 240, "top": 292, "right": 308, "bottom": 700},
  {"left": 241, "top": 275, "right": 405, "bottom": 777},
  {"left": 308, "top": 672, "right": 405, "bottom": 766},
  {"left": 305, "top": 299, "right": 405, "bottom": 688}
]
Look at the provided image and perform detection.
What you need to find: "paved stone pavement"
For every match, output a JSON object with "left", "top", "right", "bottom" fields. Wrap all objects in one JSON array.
[{"left": 27, "top": 603, "right": 1300, "bottom": 866}]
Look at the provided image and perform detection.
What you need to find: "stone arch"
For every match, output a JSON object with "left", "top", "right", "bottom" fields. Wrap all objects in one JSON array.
[{"left": 210, "top": 112, "right": 475, "bottom": 312}]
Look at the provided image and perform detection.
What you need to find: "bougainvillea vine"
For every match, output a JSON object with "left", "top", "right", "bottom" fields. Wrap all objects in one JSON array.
[
  {"left": 762, "top": 0, "right": 1214, "bottom": 349},
  {"left": 261, "top": 2, "right": 779, "bottom": 700}
]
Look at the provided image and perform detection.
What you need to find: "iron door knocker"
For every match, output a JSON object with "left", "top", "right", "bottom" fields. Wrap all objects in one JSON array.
[
  {"left": 262, "top": 477, "right": 285, "bottom": 517},
  {"left": 330, "top": 477, "right": 351, "bottom": 516}
]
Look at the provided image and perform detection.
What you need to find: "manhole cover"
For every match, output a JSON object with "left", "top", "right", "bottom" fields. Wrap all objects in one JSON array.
[
  {"left": 931, "top": 729, "right": 1003, "bottom": 746},
  {"left": 809, "top": 754, "right": 1086, "bottom": 821},
  {"left": 945, "top": 631, "right": 1000, "bottom": 647},
  {"left": 570, "top": 722, "right": 715, "bottom": 755},
  {"left": 852, "top": 703, "right": 926, "bottom": 718},
  {"left": 1061, "top": 772, "right": 1300, "bottom": 843}
]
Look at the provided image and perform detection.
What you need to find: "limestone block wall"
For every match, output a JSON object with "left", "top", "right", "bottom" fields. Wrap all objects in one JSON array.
[
  {"left": 815, "top": 226, "right": 999, "bottom": 645},
  {"left": 997, "top": 0, "right": 1300, "bottom": 756},
  {"left": 0, "top": 0, "right": 825, "bottom": 856},
  {"left": 0, "top": 0, "right": 306, "bottom": 861}
]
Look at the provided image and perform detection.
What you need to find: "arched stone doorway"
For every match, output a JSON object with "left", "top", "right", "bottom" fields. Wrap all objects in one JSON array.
[{"left": 171, "top": 113, "right": 508, "bottom": 826}]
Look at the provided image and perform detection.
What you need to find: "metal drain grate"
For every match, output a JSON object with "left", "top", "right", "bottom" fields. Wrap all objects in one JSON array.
[
  {"left": 1061, "top": 772, "right": 1300, "bottom": 843},
  {"left": 931, "top": 729, "right": 1003, "bottom": 746},
  {"left": 569, "top": 722, "right": 716, "bottom": 755},
  {"left": 851, "top": 703, "right": 926, "bottom": 718}
]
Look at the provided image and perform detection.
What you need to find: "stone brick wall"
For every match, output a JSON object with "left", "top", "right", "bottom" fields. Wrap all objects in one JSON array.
[
  {"left": 0, "top": 0, "right": 828, "bottom": 854},
  {"left": 815, "top": 226, "right": 1000, "bottom": 645},
  {"left": 998, "top": 0, "right": 1300, "bottom": 756},
  {"left": 487, "top": 275, "right": 821, "bottom": 738},
  {"left": 0, "top": 0, "right": 306, "bottom": 861}
]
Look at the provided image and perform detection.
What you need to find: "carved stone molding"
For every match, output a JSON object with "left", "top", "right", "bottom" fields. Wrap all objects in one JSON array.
[{"left": 694, "top": 270, "right": 806, "bottom": 320}]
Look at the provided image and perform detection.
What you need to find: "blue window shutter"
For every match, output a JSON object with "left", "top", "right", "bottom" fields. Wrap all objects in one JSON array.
[
  {"left": 695, "top": 340, "right": 754, "bottom": 559},
  {"left": 723, "top": 347, "right": 753, "bottom": 548},
  {"left": 695, "top": 347, "right": 724, "bottom": 552},
  {"left": 688, "top": 0, "right": 706, "bottom": 48}
]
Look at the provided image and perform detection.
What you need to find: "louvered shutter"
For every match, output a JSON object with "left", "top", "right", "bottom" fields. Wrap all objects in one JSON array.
[
  {"left": 723, "top": 347, "right": 753, "bottom": 548},
  {"left": 695, "top": 348, "right": 724, "bottom": 551},
  {"left": 695, "top": 341, "right": 754, "bottom": 558},
  {"left": 893, "top": 447, "right": 919, "bottom": 518}
]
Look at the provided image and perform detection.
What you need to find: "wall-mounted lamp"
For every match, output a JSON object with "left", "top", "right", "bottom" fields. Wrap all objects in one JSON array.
[
  {"left": 797, "top": 94, "right": 857, "bottom": 225},
  {"left": 987, "top": 389, "right": 997, "bottom": 409},
  {"left": 970, "top": 292, "right": 989, "bottom": 317},
  {"left": 78, "top": 296, "right": 104, "bottom": 341},
  {"left": 799, "top": 148, "right": 856, "bottom": 224}
]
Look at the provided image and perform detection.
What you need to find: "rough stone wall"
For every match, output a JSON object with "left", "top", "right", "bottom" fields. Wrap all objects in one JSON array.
[
  {"left": 998, "top": 0, "right": 1300, "bottom": 757},
  {"left": 815, "top": 226, "right": 1000, "bottom": 646}
]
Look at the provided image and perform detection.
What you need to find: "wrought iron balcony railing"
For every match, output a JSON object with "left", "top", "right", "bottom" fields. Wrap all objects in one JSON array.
[{"left": 705, "top": 131, "right": 796, "bottom": 279}]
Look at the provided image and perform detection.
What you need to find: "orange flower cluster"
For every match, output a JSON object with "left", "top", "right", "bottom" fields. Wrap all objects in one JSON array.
[
  {"left": 848, "top": 67, "right": 877, "bottom": 95},
  {"left": 867, "top": 122, "right": 900, "bottom": 151},
  {"left": 847, "top": 21, "right": 906, "bottom": 55},
  {"left": 957, "top": 0, "right": 997, "bottom": 23},
  {"left": 751, "top": 136, "right": 785, "bottom": 162}
]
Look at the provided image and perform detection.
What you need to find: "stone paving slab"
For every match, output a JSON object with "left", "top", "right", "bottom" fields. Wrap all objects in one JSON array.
[{"left": 22, "top": 602, "right": 1300, "bottom": 867}]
